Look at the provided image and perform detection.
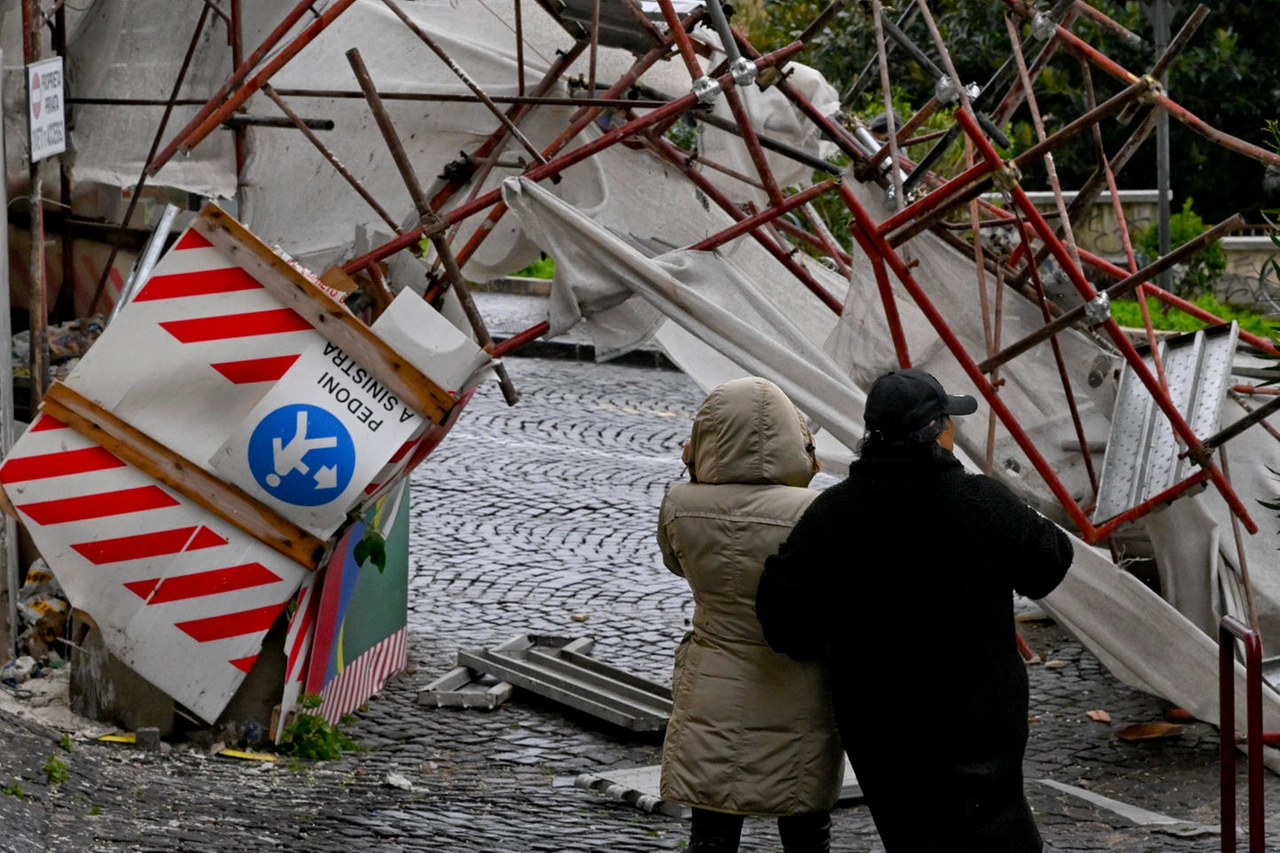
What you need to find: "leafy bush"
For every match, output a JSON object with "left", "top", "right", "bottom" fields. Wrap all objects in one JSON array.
[
  {"left": 1109, "top": 293, "right": 1272, "bottom": 337},
  {"left": 43, "top": 755, "right": 68, "bottom": 785},
  {"left": 1136, "top": 197, "right": 1226, "bottom": 296},
  {"left": 513, "top": 254, "right": 555, "bottom": 280},
  {"left": 278, "top": 694, "right": 359, "bottom": 761}
]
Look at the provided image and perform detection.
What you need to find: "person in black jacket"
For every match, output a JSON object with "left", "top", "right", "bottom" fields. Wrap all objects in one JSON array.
[{"left": 756, "top": 368, "right": 1073, "bottom": 852}]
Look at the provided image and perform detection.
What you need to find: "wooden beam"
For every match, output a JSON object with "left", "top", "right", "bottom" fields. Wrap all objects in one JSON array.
[
  {"left": 42, "top": 382, "right": 326, "bottom": 571},
  {"left": 191, "top": 205, "right": 456, "bottom": 425}
]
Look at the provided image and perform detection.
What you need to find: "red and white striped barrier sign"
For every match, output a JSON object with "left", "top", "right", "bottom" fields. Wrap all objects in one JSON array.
[{"left": 0, "top": 415, "right": 306, "bottom": 722}]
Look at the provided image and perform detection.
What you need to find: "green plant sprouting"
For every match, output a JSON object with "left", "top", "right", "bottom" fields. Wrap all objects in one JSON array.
[{"left": 277, "top": 694, "right": 360, "bottom": 761}]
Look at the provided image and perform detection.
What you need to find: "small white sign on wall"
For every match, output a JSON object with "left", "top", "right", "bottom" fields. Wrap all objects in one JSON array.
[{"left": 27, "top": 56, "right": 66, "bottom": 163}]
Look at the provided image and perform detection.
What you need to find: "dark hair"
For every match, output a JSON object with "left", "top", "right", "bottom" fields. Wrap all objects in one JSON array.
[{"left": 857, "top": 415, "right": 949, "bottom": 459}]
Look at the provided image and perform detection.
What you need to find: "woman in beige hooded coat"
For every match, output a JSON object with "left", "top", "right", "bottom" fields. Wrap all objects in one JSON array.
[{"left": 658, "top": 377, "right": 843, "bottom": 853}]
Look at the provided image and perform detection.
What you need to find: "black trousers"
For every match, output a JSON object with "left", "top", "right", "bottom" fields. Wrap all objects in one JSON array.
[{"left": 688, "top": 807, "right": 831, "bottom": 853}]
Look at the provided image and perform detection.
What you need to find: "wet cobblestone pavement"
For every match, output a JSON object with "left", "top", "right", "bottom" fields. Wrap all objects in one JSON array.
[{"left": 0, "top": 355, "right": 1276, "bottom": 851}]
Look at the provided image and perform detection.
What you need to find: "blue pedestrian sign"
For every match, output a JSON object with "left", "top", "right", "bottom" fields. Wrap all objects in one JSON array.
[{"left": 247, "top": 404, "right": 355, "bottom": 506}]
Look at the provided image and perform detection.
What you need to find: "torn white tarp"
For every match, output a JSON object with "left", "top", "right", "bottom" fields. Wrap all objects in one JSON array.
[{"left": 502, "top": 176, "right": 864, "bottom": 450}]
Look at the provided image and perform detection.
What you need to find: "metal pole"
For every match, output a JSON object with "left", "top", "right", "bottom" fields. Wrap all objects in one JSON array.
[
  {"left": 346, "top": 47, "right": 520, "bottom": 407},
  {"left": 342, "top": 41, "right": 805, "bottom": 275},
  {"left": 262, "top": 85, "right": 401, "bottom": 233},
  {"left": 53, "top": 2, "right": 73, "bottom": 322},
  {"left": 1149, "top": 0, "right": 1173, "bottom": 291},
  {"left": 23, "top": 0, "right": 48, "bottom": 407},
  {"left": 0, "top": 47, "right": 18, "bottom": 657},
  {"left": 149, "top": 0, "right": 340, "bottom": 174},
  {"left": 230, "top": 0, "right": 246, "bottom": 212},
  {"left": 88, "top": 5, "right": 212, "bottom": 314},
  {"left": 381, "top": 0, "right": 547, "bottom": 168}
]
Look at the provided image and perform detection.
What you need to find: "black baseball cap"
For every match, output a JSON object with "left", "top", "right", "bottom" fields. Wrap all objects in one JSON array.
[{"left": 864, "top": 368, "right": 978, "bottom": 438}]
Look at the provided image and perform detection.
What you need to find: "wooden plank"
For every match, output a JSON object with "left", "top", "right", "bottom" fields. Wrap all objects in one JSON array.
[
  {"left": 0, "top": 482, "right": 17, "bottom": 521},
  {"left": 42, "top": 382, "right": 325, "bottom": 570},
  {"left": 191, "top": 205, "right": 455, "bottom": 425}
]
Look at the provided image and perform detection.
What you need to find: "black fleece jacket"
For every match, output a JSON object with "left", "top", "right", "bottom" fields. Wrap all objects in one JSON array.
[{"left": 756, "top": 445, "right": 1073, "bottom": 852}]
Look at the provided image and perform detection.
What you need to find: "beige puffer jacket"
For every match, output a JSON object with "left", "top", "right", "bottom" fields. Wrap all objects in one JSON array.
[{"left": 658, "top": 377, "right": 843, "bottom": 816}]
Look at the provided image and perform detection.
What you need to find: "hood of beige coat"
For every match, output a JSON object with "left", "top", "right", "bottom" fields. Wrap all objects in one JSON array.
[{"left": 688, "top": 377, "right": 816, "bottom": 487}]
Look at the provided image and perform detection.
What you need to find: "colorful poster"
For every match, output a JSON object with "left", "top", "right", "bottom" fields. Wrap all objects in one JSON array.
[{"left": 303, "top": 480, "right": 411, "bottom": 724}]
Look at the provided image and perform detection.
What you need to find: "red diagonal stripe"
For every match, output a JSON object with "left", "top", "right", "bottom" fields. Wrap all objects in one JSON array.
[
  {"left": 30, "top": 416, "right": 65, "bottom": 432},
  {"left": 175, "top": 602, "right": 285, "bottom": 642},
  {"left": 187, "top": 526, "right": 228, "bottom": 551},
  {"left": 159, "top": 309, "right": 312, "bottom": 343},
  {"left": 74, "top": 526, "right": 200, "bottom": 564},
  {"left": 123, "top": 578, "right": 159, "bottom": 600},
  {"left": 0, "top": 446, "right": 124, "bottom": 484},
  {"left": 129, "top": 562, "right": 282, "bottom": 605},
  {"left": 174, "top": 230, "right": 214, "bottom": 251},
  {"left": 229, "top": 655, "right": 258, "bottom": 673},
  {"left": 286, "top": 593, "right": 314, "bottom": 680},
  {"left": 135, "top": 267, "right": 263, "bottom": 302},
  {"left": 387, "top": 439, "right": 415, "bottom": 465},
  {"left": 209, "top": 354, "right": 299, "bottom": 384},
  {"left": 19, "top": 486, "right": 179, "bottom": 526}
]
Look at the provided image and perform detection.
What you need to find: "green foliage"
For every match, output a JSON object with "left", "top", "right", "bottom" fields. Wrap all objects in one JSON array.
[
  {"left": 278, "top": 694, "right": 359, "bottom": 761},
  {"left": 58, "top": 733, "right": 73, "bottom": 753},
  {"left": 87, "top": 805, "right": 100, "bottom": 816},
  {"left": 353, "top": 526, "right": 387, "bottom": 574},
  {"left": 513, "top": 253, "right": 555, "bottom": 280},
  {"left": 1136, "top": 198, "right": 1226, "bottom": 296},
  {"left": 2, "top": 781, "right": 23, "bottom": 798},
  {"left": 664, "top": 116, "right": 700, "bottom": 154},
  {"left": 43, "top": 755, "right": 68, "bottom": 785},
  {"left": 1109, "top": 293, "right": 1272, "bottom": 337}
]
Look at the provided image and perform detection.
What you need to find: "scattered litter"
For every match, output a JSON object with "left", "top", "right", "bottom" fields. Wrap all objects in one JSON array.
[
  {"left": 2, "top": 656, "right": 40, "bottom": 686},
  {"left": 1116, "top": 722, "right": 1184, "bottom": 741},
  {"left": 385, "top": 771, "right": 413, "bottom": 791},
  {"left": 218, "top": 748, "right": 277, "bottom": 762},
  {"left": 570, "top": 613, "right": 590, "bottom": 622},
  {"left": 1164, "top": 707, "right": 1195, "bottom": 723},
  {"left": 1043, "top": 660, "right": 1068, "bottom": 669},
  {"left": 1086, "top": 709, "right": 1112, "bottom": 723},
  {"left": 98, "top": 733, "right": 137, "bottom": 744}
]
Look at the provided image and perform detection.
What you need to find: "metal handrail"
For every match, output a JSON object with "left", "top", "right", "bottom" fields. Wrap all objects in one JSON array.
[{"left": 1219, "top": 615, "right": 1265, "bottom": 853}]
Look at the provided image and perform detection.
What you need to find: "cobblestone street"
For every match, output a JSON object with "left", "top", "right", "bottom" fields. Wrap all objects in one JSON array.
[{"left": 0, "top": 355, "right": 1275, "bottom": 851}]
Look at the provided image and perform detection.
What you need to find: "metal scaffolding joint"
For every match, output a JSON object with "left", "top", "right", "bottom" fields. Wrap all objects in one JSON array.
[
  {"left": 1031, "top": 11, "right": 1057, "bottom": 41},
  {"left": 1140, "top": 73, "right": 1164, "bottom": 103},
  {"left": 692, "top": 75, "right": 722, "bottom": 104},
  {"left": 992, "top": 161, "right": 1023, "bottom": 192},
  {"left": 730, "top": 56, "right": 758, "bottom": 87},
  {"left": 1083, "top": 292, "right": 1111, "bottom": 326}
]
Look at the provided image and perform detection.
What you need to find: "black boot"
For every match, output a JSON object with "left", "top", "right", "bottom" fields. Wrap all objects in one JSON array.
[
  {"left": 778, "top": 811, "right": 831, "bottom": 853},
  {"left": 687, "top": 808, "right": 744, "bottom": 853}
]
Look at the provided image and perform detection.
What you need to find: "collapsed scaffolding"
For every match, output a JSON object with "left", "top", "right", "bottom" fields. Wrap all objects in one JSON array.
[{"left": 9, "top": 0, "right": 1280, "bottom": 782}]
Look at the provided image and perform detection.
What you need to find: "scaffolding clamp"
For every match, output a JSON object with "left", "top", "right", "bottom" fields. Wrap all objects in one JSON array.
[
  {"left": 730, "top": 56, "right": 758, "bottom": 88},
  {"left": 692, "top": 76, "right": 722, "bottom": 104},
  {"left": 992, "top": 161, "right": 1022, "bottom": 192},
  {"left": 420, "top": 207, "right": 449, "bottom": 240},
  {"left": 1083, "top": 292, "right": 1111, "bottom": 326},
  {"left": 1031, "top": 11, "right": 1057, "bottom": 41},
  {"left": 936, "top": 75, "right": 960, "bottom": 105},
  {"left": 1140, "top": 74, "right": 1164, "bottom": 103}
]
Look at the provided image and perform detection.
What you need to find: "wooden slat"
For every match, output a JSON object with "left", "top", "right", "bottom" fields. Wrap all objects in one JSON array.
[
  {"left": 42, "top": 382, "right": 325, "bottom": 571},
  {"left": 319, "top": 264, "right": 359, "bottom": 296},
  {"left": 0, "top": 482, "right": 18, "bottom": 521},
  {"left": 191, "top": 205, "right": 455, "bottom": 425}
]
